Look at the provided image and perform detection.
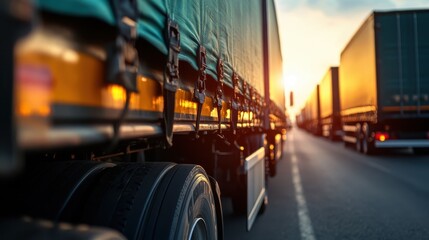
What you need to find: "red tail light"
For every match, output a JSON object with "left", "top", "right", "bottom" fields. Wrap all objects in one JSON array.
[{"left": 375, "top": 132, "right": 389, "bottom": 142}]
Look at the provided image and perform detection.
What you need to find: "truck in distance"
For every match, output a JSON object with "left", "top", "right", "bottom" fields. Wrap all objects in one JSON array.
[
  {"left": 340, "top": 9, "right": 429, "bottom": 154},
  {"left": 319, "top": 67, "right": 341, "bottom": 141}
]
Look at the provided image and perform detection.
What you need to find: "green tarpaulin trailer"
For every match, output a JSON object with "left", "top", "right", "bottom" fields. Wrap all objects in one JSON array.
[{"left": 1, "top": 0, "right": 287, "bottom": 237}]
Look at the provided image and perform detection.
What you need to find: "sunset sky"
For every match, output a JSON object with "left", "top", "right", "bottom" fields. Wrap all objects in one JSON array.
[{"left": 275, "top": 0, "right": 428, "bottom": 118}]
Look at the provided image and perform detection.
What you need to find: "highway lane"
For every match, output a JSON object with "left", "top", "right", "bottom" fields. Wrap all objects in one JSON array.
[{"left": 223, "top": 128, "right": 429, "bottom": 239}]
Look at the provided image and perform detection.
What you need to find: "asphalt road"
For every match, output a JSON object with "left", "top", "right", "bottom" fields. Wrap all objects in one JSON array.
[{"left": 223, "top": 128, "right": 429, "bottom": 240}]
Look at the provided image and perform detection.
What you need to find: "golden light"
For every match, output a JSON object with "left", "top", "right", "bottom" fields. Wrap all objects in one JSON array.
[
  {"left": 62, "top": 50, "right": 79, "bottom": 63},
  {"left": 109, "top": 85, "right": 126, "bottom": 101}
]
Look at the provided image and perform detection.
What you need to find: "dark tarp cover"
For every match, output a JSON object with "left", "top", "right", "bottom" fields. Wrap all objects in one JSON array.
[
  {"left": 36, "top": 0, "right": 116, "bottom": 25},
  {"left": 36, "top": 0, "right": 284, "bottom": 101},
  {"left": 267, "top": 0, "right": 285, "bottom": 113},
  {"left": 137, "top": 0, "right": 264, "bottom": 94}
]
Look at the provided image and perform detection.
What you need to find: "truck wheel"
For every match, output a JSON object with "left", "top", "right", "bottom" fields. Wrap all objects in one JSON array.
[
  {"left": 362, "top": 123, "right": 376, "bottom": 155},
  {"left": 144, "top": 164, "right": 218, "bottom": 240},
  {"left": 81, "top": 163, "right": 217, "bottom": 240},
  {"left": 355, "top": 123, "right": 362, "bottom": 152},
  {"left": 81, "top": 162, "right": 176, "bottom": 239}
]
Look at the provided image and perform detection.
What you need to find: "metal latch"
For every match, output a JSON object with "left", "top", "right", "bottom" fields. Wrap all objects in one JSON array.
[
  {"left": 163, "top": 19, "right": 181, "bottom": 147},
  {"left": 166, "top": 19, "right": 180, "bottom": 92},
  {"left": 194, "top": 45, "right": 207, "bottom": 104},
  {"left": 193, "top": 45, "right": 207, "bottom": 138},
  {"left": 215, "top": 59, "right": 224, "bottom": 135},
  {"left": 231, "top": 72, "right": 240, "bottom": 135}
]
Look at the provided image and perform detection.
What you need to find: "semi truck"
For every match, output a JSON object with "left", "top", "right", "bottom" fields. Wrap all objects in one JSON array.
[
  {"left": 319, "top": 67, "right": 341, "bottom": 140},
  {"left": 301, "top": 85, "right": 321, "bottom": 135},
  {"left": 340, "top": 9, "right": 429, "bottom": 154},
  {"left": 0, "top": 0, "right": 286, "bottom": 238}
]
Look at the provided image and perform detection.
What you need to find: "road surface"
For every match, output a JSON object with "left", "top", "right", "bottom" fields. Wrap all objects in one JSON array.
[{"left": 223, "top": 128, "right": 429, "bottom": 239}]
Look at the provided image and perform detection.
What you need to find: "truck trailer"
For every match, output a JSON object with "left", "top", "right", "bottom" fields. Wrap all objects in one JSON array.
[
  {"left": 319, "top": 67, "right": 341, "bottom": 140},
  {"left": 0, "top": 0, "right": 286, "bottom": 238},
  {"left": 302, "top": 85, "right": 321, "bottom": 135},
  {"left": 340, "top": 9, "right": 429, "bottom": 154}
]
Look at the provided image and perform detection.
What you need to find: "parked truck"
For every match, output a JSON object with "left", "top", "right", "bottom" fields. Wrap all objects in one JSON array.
[
  {"left": 319, "top": 67, "right": 341, "bottom": 140},
  {"left": 340, "top": 9, "right": 429, "bottom": 154},
  {"left": 302, "top": 85, "right": 321, "bottom": 135},
  {"left": 0, "top": 0, "right": 286, "bottom": 238}
]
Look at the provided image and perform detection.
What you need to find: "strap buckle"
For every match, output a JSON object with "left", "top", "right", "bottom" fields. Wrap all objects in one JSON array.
[
  {"left": 215, "top": 59, "right": 224, "bottom": 134},
  {"left": 231, "top": 72, "right": 240, "bottom": 134},
  {"left": 194, "top": 45, "right": 207, "bottom": 104},
  {"left": 166, "top": 19, "right": 180, "bottom": 92},
  {"left": 193, "top": 46, "right": 207, "bottom": 138},
  {"left": 162, "top": 19, "right": 181, "bottom": 147}
]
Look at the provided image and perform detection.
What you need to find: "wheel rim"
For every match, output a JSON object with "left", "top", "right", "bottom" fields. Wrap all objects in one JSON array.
[{"left": 189, "top": 217, "right": 208, "bottom": 240}]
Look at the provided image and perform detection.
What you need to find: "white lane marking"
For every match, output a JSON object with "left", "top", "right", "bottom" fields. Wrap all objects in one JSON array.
[{"left": 290, "top": 138, "right": 316, "bottom": 240}]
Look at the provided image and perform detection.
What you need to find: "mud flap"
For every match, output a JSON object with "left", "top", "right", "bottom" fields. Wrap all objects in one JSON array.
[{"left": 244, "top": 147, "right": 266, "bottom": 231}]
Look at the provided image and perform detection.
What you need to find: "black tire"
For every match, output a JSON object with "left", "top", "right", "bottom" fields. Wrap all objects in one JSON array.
[
  {"left": 362, "top": 123, "right": 376, "bottom": 155},
  {"left": 355, "top": 123, "right": 362, "bottom": 152},
  {"left": 80, "top": 162, "right": 175, "bottom": 239},
  {"left": 143, "top": 164, "right": 218, "bottom": 240},
  {"left": 81, "top": 163, "right": 217, "bottom": 240}
]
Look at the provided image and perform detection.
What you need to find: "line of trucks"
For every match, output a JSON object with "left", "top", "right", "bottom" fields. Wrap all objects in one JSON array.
[
  {"left": 297, "top": 9, "right": 429, "bottom": 154},
  {"left": 0, "top": 0, "right": 287, "bottom": 239}
]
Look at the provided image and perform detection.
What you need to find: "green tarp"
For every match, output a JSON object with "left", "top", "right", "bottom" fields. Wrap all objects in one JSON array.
[
  {"left": 137, "top": 0, "right": 264, "bottom": 93},
  {"left": 36, "top": 0, "right": 283, "bottom": 101},
  {"left": 36, "top": 0, "right": 116, "bottom": 25}
]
